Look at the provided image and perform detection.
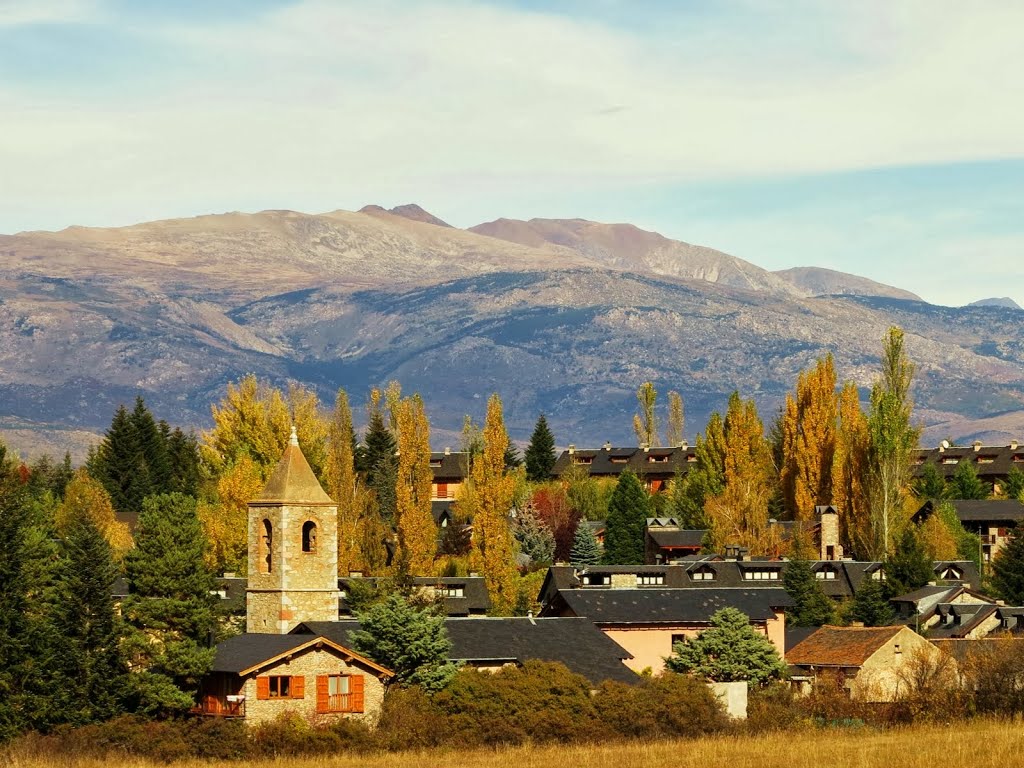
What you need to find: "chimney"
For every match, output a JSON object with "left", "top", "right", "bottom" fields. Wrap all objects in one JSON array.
[
  {"left": 642, "top": 444, "right": 650, "bottom": 452},
  {"left": 603, "top": 441, "right": 612, "bottom": 451},
  {"left": 678, "top": 440, "right": 688, "bottom": 450},
  {"left": 1011, "top": 440, "right": 1019, "bottom": 451},
  {"left": 850, "top": 621, "right": 865, "bottom": 628},
  {"left": 973, "top": 440, "right": 983, "bottom": 452},
  {"left": 568, "top": 444, "right": 576, "bottom": 455},
  {"left": 444, "top": 446, "right": 451, "bottom": 455}
]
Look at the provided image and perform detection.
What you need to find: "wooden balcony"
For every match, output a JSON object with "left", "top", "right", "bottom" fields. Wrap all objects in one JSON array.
[{"left": 192, "top": 695, "right": 245, "bottom": 718}]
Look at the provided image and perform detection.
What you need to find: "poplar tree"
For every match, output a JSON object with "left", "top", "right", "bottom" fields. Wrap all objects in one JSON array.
[
  {"left": 666, "top": 390, "right": 685, "bottom": 446},
  {"left": 471, "top": 394, "right": 519, "bottom": 614},
  {"left": 55, "top": 469, "right": 133, "bottom": 557},
  {"left": 866, "top": 327, "right": 920, "bottom": 558},
  {"left": 122, "top": 493, "right": 219, "bottom": 715},
  {"left": 633, "top": 381, "right": 659, "bottom": 447},
  {"left": 781, "top": 355, "right": 837, "bottom": 523},
  {"left": 395, "top": 396, "right": 436, "bottom": 575},
  {"left": 603, "top": 470, "right": 649, "bottom": 564},
  {"left": 325, "top": 389, "right": 371, "bottom": 574},
  {"left": 833, "top": 382, "right": 872, "bottom": 559},
  {"left": 200, "top": 454, "right": 261, "bottom": 573},
  {"left": 524, "top": 414, "right": 557, "bottom": 482}
]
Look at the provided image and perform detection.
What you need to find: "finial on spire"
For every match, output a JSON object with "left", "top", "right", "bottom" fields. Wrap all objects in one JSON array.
[{"left": 289, "top": 425, "right": 299, "bottom": 446}]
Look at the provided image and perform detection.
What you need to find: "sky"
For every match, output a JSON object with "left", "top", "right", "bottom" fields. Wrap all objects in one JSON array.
[{"left": 1, "top": 0, "right": 1022, "bottom": 306}]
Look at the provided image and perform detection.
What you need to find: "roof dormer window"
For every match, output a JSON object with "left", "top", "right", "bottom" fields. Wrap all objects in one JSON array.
[
  {"left": 743, "top": 569, "right": 779, "bottom": 581},
  {"left": 942, "top": 457, "right": 960, "bottom": 465},
  {"left": 815, "top": 569, "right": 837, "bottom": 580},
  {"left": 939, "top": 566, "right": 962, "bottom": 580},
  {"left": 573, "top": 456, "right": 594, "bottom": 465},
  {"left": 638, "top": 574, "right": 665, "bottom": 586},
  {"left": 648, "top": 455, "right": 670, "bottom": 463},
  {"left": 871, "top": 568, "right": 887, "bottom": 581},
  {"left": 690, "top": 566, "right": 716, "bottom": 581},
  {"left": 581, "top": 573, "right": 610, "bottom": 586}
]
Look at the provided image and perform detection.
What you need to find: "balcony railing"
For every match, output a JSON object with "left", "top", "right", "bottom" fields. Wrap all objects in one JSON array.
[
  {"left": 192, "top": 695, "right": 245, "bottom": 718},
  {"left": 327, "top": 693, "right": 354, "bottom": 712}
]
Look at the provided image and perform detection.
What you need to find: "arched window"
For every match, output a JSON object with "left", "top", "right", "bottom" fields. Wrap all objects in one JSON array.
[
  {"left": 302, "top": 520, "right": 318, "bottom": 553},
  {"left": 261, "top": 519, "right": 273, "bottom": 573}
]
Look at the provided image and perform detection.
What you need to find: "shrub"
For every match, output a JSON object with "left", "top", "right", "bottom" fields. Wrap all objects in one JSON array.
[
  {"left": 746, "top": 682, "right": 804, "bottom": 732},
  {"left": 374, "top": 686, "right": 447, "bottom": 751},
  {"left": 594, "top": 673, "right": 727, "bottom": 740}
]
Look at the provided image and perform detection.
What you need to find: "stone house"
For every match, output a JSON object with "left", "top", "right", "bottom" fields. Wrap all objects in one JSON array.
[{"left": 786, "top": 625, "right": 943, "bottom": 702}]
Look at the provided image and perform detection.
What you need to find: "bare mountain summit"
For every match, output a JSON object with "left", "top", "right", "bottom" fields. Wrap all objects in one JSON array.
[
  {"left": 470, "top": 217, "right": 801, "bottom": 296},
  {"left": 359, "top": 203, "right": 452, "bottom": 228},
  {"left": 968, "top": 297, "right": 1022, "bottom": 310},
  {"left": 773, "top": 267, "right": 921, "bottom": 301}
]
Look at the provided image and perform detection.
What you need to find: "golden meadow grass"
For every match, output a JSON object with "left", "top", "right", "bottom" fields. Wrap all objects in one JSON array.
[{"left": 5, "top": 720, "right": 1024, "bottom": 768}]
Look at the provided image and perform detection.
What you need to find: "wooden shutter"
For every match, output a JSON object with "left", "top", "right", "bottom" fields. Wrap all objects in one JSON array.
[
  {"left": 291, "top": 675, "right": 305, "bottom": 699},
  {"left": 316, "top": 675, "right": 329, "bottom": 713},
  {"left": 350, "top": 675, "right": 364, "bottom": 713},
  {"left": 256, "top": 677, "right": 270, "bottom": 700}
]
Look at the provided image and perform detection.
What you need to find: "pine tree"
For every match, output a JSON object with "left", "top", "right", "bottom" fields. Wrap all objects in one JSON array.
[
  {"left": 350, "top": 593, "right": 457, "bottom": 691},
  {"left": 471, "top": 394, "right": 520, "bottom": 614},
  {"left": 848, "top": 577, "right": 895, "bottom": 626},
  {"left": 122, "top": 493, "right": 219, "bottom": 715},
  {"left": 913, "top": 462, "right": 947, "bottom": 500},
  {"left": 885, "top": 527, "right": 934, "bottom": 597},
  {"left": 668, "top": 413, "right": 725, "bottom": 531},
  {"left": 504, "top": 441, "right": 522, "bottom": 471},
  {"left": 89, "top": 403, "right": 145, "bottom": 517},
  {"left": 166, "top": 427, "right": 201, "bottom": 497},
  {"left": 991, "top": 530, "right": 1024, "bottom": 606},
  {"left": 633, "top": 381, "right": 659, "bottom": 447},
  {"left": 666, "top": 607, "right": 786, "bottom": 685},
  {"left": 569, "top": 523, "right": 603, "bottom": 566},
  {"left": 513, "top": 508, "right": 555, "bottom": 567},
  {"left": 131, "top": 398, "right": 171, "bottom": 494},
  {"left": 524, "top": 414, "right": 557, "bottom": 482},
  {"left": 50, "top": 516, "right": 128, "bottom": 725},
  {"left": 0, "top": 473, "right": 30, "bottom": 740},
  {"left": 866, "top": 327, "right": 920, "bottom": 558},
  {"left": 364, "top": 402, "right": 398, "bottom": 518},
  {"left": 603, "top": 470, "right": 649, "bottom": 564},
  {"left": 1004, "top": 467, "right": 1024, "bottom": 501},
  {"left": 947, "top": 460, "right": 990, "bottom": 500},
  {"left": 782, "top": 555, "right": 835, "bottom": 627},
  {"left": 395, "top": 396, "right": 436, "bottom": 575}
]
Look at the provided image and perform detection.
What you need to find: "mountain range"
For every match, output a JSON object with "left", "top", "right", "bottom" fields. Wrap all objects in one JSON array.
[{"left": 2, "top": 204, "right": 1022, "bottom": 460}]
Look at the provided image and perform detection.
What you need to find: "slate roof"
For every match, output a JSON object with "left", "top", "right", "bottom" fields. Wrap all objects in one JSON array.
[
  {"left": 541, "top": 587, "right": 794, "bottom": 624},
  {"left": 429, "top": 452, "right": 471, "bottom": 481},
  {"left": 210, "top": 634, "right": 327, "bottom": 674},
  {"left": 338, "top": 576, "right": 491, "bottom": 616},
  {"left": 253, "top": 430, "right": 334, "bottom": 506},
  {"left": 913, "top": 443, "right": 1024, "bottom": 481},
  {"left": 927, "top": 603, "right": 999, "bottom": 639},
  {"left": 785, "top": 626, "right": 818, "bottom": 653},
  {"left": 294, "top": 617, "right": 637, "bottom": 685},
  {"left": 914, "top": 499, "right": 1024, "bottom": 525},
  {"left": 786, "top": 625, "right": 905, "bottom": 667},
  {"left": 647, "top": 528, "right": 706, "bottom": 549},
  {"left": 551, "top": 445, "right": 693, "bottom": 480}
]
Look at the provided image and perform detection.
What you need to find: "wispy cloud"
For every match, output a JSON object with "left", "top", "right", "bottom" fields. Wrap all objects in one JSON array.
[{"left": 0, "top": 0, "right": 96, "bottom": 27}]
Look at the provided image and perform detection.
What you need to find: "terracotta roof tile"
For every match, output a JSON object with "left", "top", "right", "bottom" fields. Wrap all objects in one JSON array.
[{"left": 786, "top": 625, "right": 904, "bottom": 667}]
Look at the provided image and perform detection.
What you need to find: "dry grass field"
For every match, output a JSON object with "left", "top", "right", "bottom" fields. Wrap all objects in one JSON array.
[{"left": 5, "top": 720, "right": 1023, "bottom": 768}]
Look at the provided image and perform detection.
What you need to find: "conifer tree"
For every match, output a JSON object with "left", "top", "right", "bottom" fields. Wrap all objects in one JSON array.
[
  {"left": 166, "top": 427, "right": 201, "bottom": 497},
  {"left": 992, "top": 530, "right": 1024, "bottom": 606},
  {"left": 0, "top": 473, "right": 30, "bottom": 740},
  {"left": 782, "top": 554, "right": 835, "bottom": 627},
  {"left": 89, "top": 403, "right": 145, "bottom": 517},
  {"left": 131, "top": 398, "right": 171, "bottom": 494},
  {"left": 364, "top": 397, "right": 398, "bottom": 524},
  {"left": 512, "top": 507, "right": 555, "bottom": 567},
  {"left": 504, "top": 441, "right": 522, "bottom": 471},
  {"left": 885, "top": 527, "right": 934, "bottom": 597},
  {"left": 913, "top": 462, "right": 947, "bottom": 500},
  {"left": 848, "top": 577, "right": 895, "bottom": 626},
  {"left": 395, "top": 396, "right": 436, "bottom": 575},
  {"left": 1004, "top": 467, "right": 1024, "bottom": 501},
  {"left": 569, "top": 523, "right": 603, "bottom": 566},
  {"left": 633, "top": 381, "right": 659, "bottom": 447},
  {"left": 603, "top": 470, "right": 649, "bottom": 564},
  {"left": 666, "top": 390, "right": 685, "bottom": 447},
  {"left": 50, "top": 516, "right": 128, "bottom": 725},
  {"left": 524, "top": 414, "right": 557, "bottom": 482},
  {"left": 947, "top": 460, "right": 990, "bottom": 500},
  {"left": 122, "top": 493, "right": 219, "bottom": 715},
  {"left": 471, "top": 394, "right": 520, "bottom": 614},
  {"left": 866, "top": 327, "right": 920, "bottom": 558},
  {"left": 666, "top": 607, "right": 786, "bottom": 685},
  {"left": 668, "top": 412, "right": 726, "bottom": 531}
]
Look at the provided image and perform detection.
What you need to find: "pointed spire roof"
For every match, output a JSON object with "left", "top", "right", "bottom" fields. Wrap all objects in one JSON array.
[{"left": 252, "top": 426, "right": 335, "bottom": 506}]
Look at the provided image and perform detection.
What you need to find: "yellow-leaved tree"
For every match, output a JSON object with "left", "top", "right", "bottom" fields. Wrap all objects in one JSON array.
[
  {"left": 833, "top": 381, "right": 872, "bottom": 558},
  {"left": 394, "top": 395, "right": 436, "bottom": 575},
  {"left": 200, "top": 454, "right": 262, "bottom": 573},
  {"left": 56, "top": 469, "right": 133, "bottom": 557},
  {"left": 471, "top": 394, "right": 519, "bottom": 614}
]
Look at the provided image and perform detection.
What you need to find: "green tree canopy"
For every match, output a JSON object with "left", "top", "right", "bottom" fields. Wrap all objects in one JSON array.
[
  {"left": 947, "top": 460, "right": 990, "bottom": 500},
  {"left": 602, "top": 470, "right": 650, "bottom": 564},
  {"left": 847, "top": 577, "right": 895, "bottom": 627},
  {"left": 1005, "top": 468, "right": 1024, "bottom": 502},
  {"left": 913, "top": 462, "right": 947, "bottom": 500},
  {"left": 350, "top": 593, "right": 457, "bottom": 692},
  {"left": 782, "top": 556, "right": 836, "bottom": 627},
  {"left": 524, "top": 414, "right": 557, "bottom": 482},
  {"left": 885, "top": 527, "right": 934, "bottom": 598},
  {"left": 991, "top": 528, "right": 1024, "bottom": 606},
  {"left": 570, "top": 523, "right": 603, "bottom": 566},
  {"left": 665, "top": 607, "right": 786, "bottom": 685}
]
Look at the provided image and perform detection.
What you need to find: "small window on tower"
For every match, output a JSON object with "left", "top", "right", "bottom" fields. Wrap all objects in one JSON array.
[
  {"left": 302, "top": 521, "right": 318, "bottom": 553},
  {"left": 261, "top": 519, "right": 273, "bottom": 573}
]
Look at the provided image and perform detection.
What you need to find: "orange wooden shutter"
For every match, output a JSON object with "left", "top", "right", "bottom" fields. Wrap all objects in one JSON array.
[
  {"left": 256, "top": 677, "right": 270, "bottom": 700},
  {"left": 291, "top": 675, "right": 305, "bottom": 699},
  {"left": 316, "top": 675, "right": 329, "bottom": 713},
  {"left": 351, "top": 675, "right": 364, "bottom": 713}
]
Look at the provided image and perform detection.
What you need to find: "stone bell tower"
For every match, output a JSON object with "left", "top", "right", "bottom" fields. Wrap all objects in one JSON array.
[{"left": 246, "top": 427, "right": 340, "bottom": 634}]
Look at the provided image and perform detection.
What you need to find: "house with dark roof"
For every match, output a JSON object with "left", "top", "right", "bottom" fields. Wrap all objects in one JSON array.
[
  {"left": 293, "top": 617, "right": 637, "bottom": 686},
  {"left": 551, "top": 443, "right": 692, "bottom": 491},
  {"left": 644, "top": 518, "right": 705, "bottom": 563},
  {"left": 197, "top": 632, "right": 393, "bottom": 723},
  {"left": 539, "top": 585, "right": 792, "bottom": 674},
  {"left": 338, "top": 575, "right": 490, "bottom": 616},
  {"left": 430, "top": 449, "right": 471, "bottom": 502},
  {"left": 912, "top": 440, "right": 1024, "bottom": 496},
  {"left": 913, "top": 498, "right": 1024, "bottom": 564},
  {"left": 786, "top": 625, "right": 942, "bottom": 701}
]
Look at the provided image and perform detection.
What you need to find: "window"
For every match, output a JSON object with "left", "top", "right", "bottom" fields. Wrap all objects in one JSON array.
[
  {"left": 261, "top": 519, "right": 273, "bottom": 573},
  {"left": 438, "top": 585, "right": 465, "bottom": 598},
  {"left": 939, "top": 567, "right": 962, "bottom": 580},
  {"left": 434, "top": 482, "right": 449, "bottom": 499},
  {"left": 686, "top": 453, "right": 697, "bottom": 463},
  {"left": 941, "top": 457, "right": 960, "bottom": 465},
  {"left": 638, "top": 574, "right": 664, "bottom": 586},
  {"left": 302, "top": 521, "right": 318, "bottom": 553},
  {"left": 648, "top": 455, "right": 669, "bottom": 463},
  {"left": 815, "top": 569, "right": 837, "bottom": 580},
  {"left": 256, "top": 675, "right": 304, "bottom": 700},
  {"left": 1014, "top": 454, "right": 1024, "bottom": 463},
  {"left": 581, "top": 573, "right": 610, "bottom": 586},
  {"left": 978, "top": 455, "right": 997, "bottom": 464},
  {"left": 429, "top": 459, "right": 442, "bottom": 467},
  {"left": 871, "top": 569, "right": 887, "bottom": 581},
  {"left": 743, "top": 569, "right": 779, "bottom": 581},
  {"left": 670, "top": 633, "right": 689, "bottom": 647},
  {"left": 610, "top": 457, "right": 629, "bottom": 464},
  {"left": 317, "top": 674, "right": 364, "bottom": 713},
  {"left": 691, "top": 567, "right": 716, "bottom": 581},
  {"left": 573, "top": 456, "right": 594, "bottom": 465}
]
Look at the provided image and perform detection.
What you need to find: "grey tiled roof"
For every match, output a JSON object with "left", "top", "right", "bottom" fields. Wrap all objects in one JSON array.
[
  {"left": 551, "top": 446, "right": 693, "bottom": 480},
  {"left": 541, "top": 587, "right": 794, "bottom": 624}
]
